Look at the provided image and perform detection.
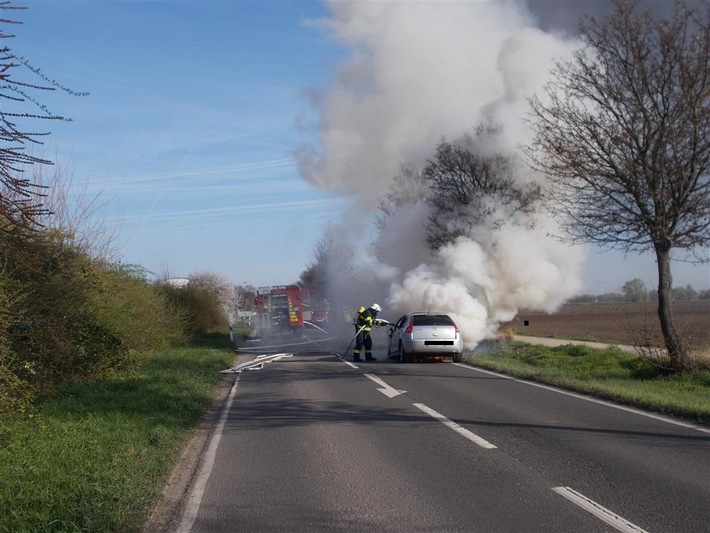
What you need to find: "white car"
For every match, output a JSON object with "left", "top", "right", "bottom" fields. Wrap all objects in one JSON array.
[{"left": 387, "top": 312, "right": 463, "bottom": 363}]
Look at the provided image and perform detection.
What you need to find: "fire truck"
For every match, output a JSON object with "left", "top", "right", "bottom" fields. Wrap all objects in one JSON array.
[{"left": 256, "top": 285, "right": 311, "bottom": 334}]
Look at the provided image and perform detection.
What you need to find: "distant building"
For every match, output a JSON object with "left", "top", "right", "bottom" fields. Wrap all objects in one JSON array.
[{"left": 164, "top": 277, "right": 190, "bottom": 288}]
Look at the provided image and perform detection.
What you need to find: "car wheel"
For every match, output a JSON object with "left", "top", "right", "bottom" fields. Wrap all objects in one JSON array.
[
  {"left": 452, "top": 352, "right": 462, "bottom": 363},
  {"left": 399, "top": 342, "right": 410, "bottom": 363}
]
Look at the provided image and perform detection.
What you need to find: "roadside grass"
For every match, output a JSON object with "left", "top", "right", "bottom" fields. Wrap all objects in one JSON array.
[
  {"left": 0, "top": 334, "right": 235, "bottom": 533},
  {"left": 468, "top": 341, "right": 710, "bottom": 426}
]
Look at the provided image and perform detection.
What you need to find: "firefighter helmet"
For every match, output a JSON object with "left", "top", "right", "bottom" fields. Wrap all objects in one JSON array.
[{"left": 371, "top": 303, "right": 381, "bottom": 313}]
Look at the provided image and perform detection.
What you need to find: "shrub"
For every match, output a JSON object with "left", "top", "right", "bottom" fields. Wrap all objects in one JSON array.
[
  {"left": 1, "top": 229, "right": 117, "bottom": 388},
  {"left": 0, "top": 227, "right": 188, "bottom": 398},
  {"left": 159, "top": 282, "right": 229, "bottom": 336},
  {"left": 0, "top": 277, "right": 36, "bottom": 428},
  {"left": 88, "top": 263, "right": 186, "bottom": 354},
  {"left": 0, "top": 363, "right": 37, "bottom": 428}
]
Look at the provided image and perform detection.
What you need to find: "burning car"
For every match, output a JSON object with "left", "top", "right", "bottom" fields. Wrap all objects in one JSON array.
[{"left": 386, "top": 312, "right": 463, "bottom": 363}]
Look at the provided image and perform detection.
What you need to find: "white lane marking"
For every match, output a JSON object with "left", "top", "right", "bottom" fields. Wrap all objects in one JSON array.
[
  {"left": 553, "top": 487, "right": 649, "bottom": 533},
  {"left": 364, "top": 373, "right": 407, "bottom": 398},
  {"left": 455, "top": 363, "right": 710, "bottom": 435},
  {"left": 177, "top": 376, "right": 240, "bottom": 533},
  {"left": 413, "top": 402, "right": 497, "bottom": 449},
  {"left": 220, "top": 353, "right": 293, "bottom": 373},
  {"left": 335, "top": 353, "right": 358, "bottom": 368}
]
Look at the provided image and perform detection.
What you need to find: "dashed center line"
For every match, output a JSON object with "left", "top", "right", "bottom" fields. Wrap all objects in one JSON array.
[
  {"left": 356, "top": 364, "right": 658, "bottom": 532},
  {"left": 413, "top": 402, "right": 497, "bottom": 449},
  {"left": 553, "top": 487, "right": 650, "bottom": 533}
]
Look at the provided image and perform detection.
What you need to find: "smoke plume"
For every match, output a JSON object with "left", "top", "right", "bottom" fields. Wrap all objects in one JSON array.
[{"left": 296, "top": 0, "right": 587, "bottom": 348}]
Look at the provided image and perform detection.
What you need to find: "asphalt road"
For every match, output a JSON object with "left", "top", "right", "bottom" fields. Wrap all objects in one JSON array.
[{"left": 177, "top": 348, "right": 710, "bottom": 533}]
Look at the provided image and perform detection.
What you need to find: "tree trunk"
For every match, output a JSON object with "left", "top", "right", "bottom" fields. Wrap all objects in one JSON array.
[{"left": 654, "top": 244, "right": 690, "bottom": 372}]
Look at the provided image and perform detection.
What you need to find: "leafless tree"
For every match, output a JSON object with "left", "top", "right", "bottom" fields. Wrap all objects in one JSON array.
[
  {"left": 30, "top": 153, "right": 121, "bottom": 261},
  {"left": 425, "top": 122, "right": 542, "bottom": 249},
  {"left": 300, "top": 226, "right": 357, "bottom": 314},
  {"left": 372, "top": 163, "right": 430, "bottom": 261},
  {"left": 527, "top": 0, "right": 709, "bottom": 371},
  {"left": 0, "top": 2, "right": 86, "bottom": 231},
  {"left": 375, "top": 164, "right": 430, "bottom": 232},
  {"left": 235, "top": 283, "right": 256, "bottom": 313}
]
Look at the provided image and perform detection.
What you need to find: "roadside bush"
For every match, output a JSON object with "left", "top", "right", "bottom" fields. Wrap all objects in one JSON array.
[
  {"left": 2, "top": 230, "right": 127, "bottom": 388},
  {"left": 88, "top": 263, "right": 186, "bottom": 354},
  {"left": 0, "top": 277, "right": 36, "bottom": 428},
  {"left": 0, "top": 227, "right": 188, "bottom": 401},
  {"left": 159, "top": 282, "right": 229, "bottom": 336},
  {"left": 0, "top": 364, "right": 36, "bottom": 430}
]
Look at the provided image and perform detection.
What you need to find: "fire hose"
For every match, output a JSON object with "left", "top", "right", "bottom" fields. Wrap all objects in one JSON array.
[{"left": 343, "top": 324, "right": 367, "bottom": 359}]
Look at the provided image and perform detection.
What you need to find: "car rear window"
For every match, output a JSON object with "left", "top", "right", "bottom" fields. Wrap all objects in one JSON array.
[{"left": 412, "top": 314, "right": 454, "bottom": 326}]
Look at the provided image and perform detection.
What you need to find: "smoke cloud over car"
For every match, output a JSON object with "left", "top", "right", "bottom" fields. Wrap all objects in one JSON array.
[{"left": 295, "top": 0, "right": 587, "bottom": 348}]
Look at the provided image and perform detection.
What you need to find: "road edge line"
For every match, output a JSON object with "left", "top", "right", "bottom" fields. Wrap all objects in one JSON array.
[
  {"left": 455, "top": 363, "right": 710, "bottom": 435},
  {"left": 176, "top": 375, "right": 241, "bottom": 532}
]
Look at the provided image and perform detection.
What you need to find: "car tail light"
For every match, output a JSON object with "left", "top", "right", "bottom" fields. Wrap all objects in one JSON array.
[
  {"left": 405, "top": 317, "right": 414, "bottom": 334},
  {"left": 453, "top": 320, "right": 460, "bottom": 338}
]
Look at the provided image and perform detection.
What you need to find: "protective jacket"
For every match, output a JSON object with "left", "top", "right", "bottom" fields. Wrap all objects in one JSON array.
[{"left": 356, "top": 307, "right": 376, "bottom": 333}]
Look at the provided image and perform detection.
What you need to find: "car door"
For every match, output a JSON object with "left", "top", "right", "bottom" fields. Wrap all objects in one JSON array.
[{"left": 388, "top": 315, "right": 407, "bottom": 354}]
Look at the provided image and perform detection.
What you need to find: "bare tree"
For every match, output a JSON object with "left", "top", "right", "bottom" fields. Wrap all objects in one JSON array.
[
  {"left": 0, "top": 2, "right": 86, "bottom": 230},
  {"left": 424, "top": 122, "right": 542, "bottom": 249},
  {"left": 298, "top": 262, "right": 325, "bottom": 301},
  {"left": 375, "top": 163, "right": 431, "bottom": 233},
  {"left": 30, "top": 153, "right": 121, "bottom": 261},
  {"left": 527, "top": 0, "right": 709, "bottom": 371},
  {"left": 235, "top": 282, "right": 256, "bottom": 313},
  {"left": 372, "top": 163, "right": 431, "bottom": 262},
  {"left": 300, "top": 226, "right": 357, "bottom": 313}
]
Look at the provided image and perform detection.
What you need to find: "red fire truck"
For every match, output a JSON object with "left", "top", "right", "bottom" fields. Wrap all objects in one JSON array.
[{"left": 256, "top": 285, "right": 311, "bottom": 334}]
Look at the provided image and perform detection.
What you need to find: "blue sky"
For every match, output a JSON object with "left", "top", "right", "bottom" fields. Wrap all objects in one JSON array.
[
  {"left": 11, "top": 1, "right": 710, "bottom": 295},
  {"left": 15, "top": 0, "right": 346, "bottom": 287}
]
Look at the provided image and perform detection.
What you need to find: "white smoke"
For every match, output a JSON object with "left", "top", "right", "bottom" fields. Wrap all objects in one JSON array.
[{"left": 297, "top": 0, "right": 587, "bottom": 348}]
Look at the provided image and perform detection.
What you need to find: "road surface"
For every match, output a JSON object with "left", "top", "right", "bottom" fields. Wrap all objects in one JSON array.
[{"left": 172, "top": 346, "right": 710, "bottom": 533}]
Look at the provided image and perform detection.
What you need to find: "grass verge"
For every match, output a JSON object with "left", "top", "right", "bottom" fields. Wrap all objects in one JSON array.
[
  {"left": 468, "top": 341, "right": 710, "bottom": 426},
  {"left": 0, "top": 334, "right": 235, "bottom": 533}
]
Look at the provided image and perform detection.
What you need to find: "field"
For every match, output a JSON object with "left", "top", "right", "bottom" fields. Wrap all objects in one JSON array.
[{"left": 511, "top": 300, "right": 710, "bottom": 349}]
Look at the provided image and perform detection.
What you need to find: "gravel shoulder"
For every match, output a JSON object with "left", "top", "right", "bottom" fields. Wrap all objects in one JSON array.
[{"left": 512, "top": 335, "right": 637, "bottom": 353}]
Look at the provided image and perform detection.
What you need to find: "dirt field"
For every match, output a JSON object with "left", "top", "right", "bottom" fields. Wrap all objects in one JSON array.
[{"left": 511, "top": 300, "right": 710, "bottom": 349}]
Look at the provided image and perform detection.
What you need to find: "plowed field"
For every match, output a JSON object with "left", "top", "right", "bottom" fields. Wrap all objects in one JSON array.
[{"left": 511, "top": 300, "right": 710, "bottom": 348}]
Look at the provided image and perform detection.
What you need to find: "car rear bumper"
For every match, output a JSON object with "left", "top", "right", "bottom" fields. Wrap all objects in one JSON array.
[{"left": 402, "top": 339, "right": 463, "bottom": 354}]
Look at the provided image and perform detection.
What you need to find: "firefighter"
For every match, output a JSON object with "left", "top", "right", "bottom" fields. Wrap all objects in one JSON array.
[{"left": 353, "top": 303, "right": 387, "bottom": 362}]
